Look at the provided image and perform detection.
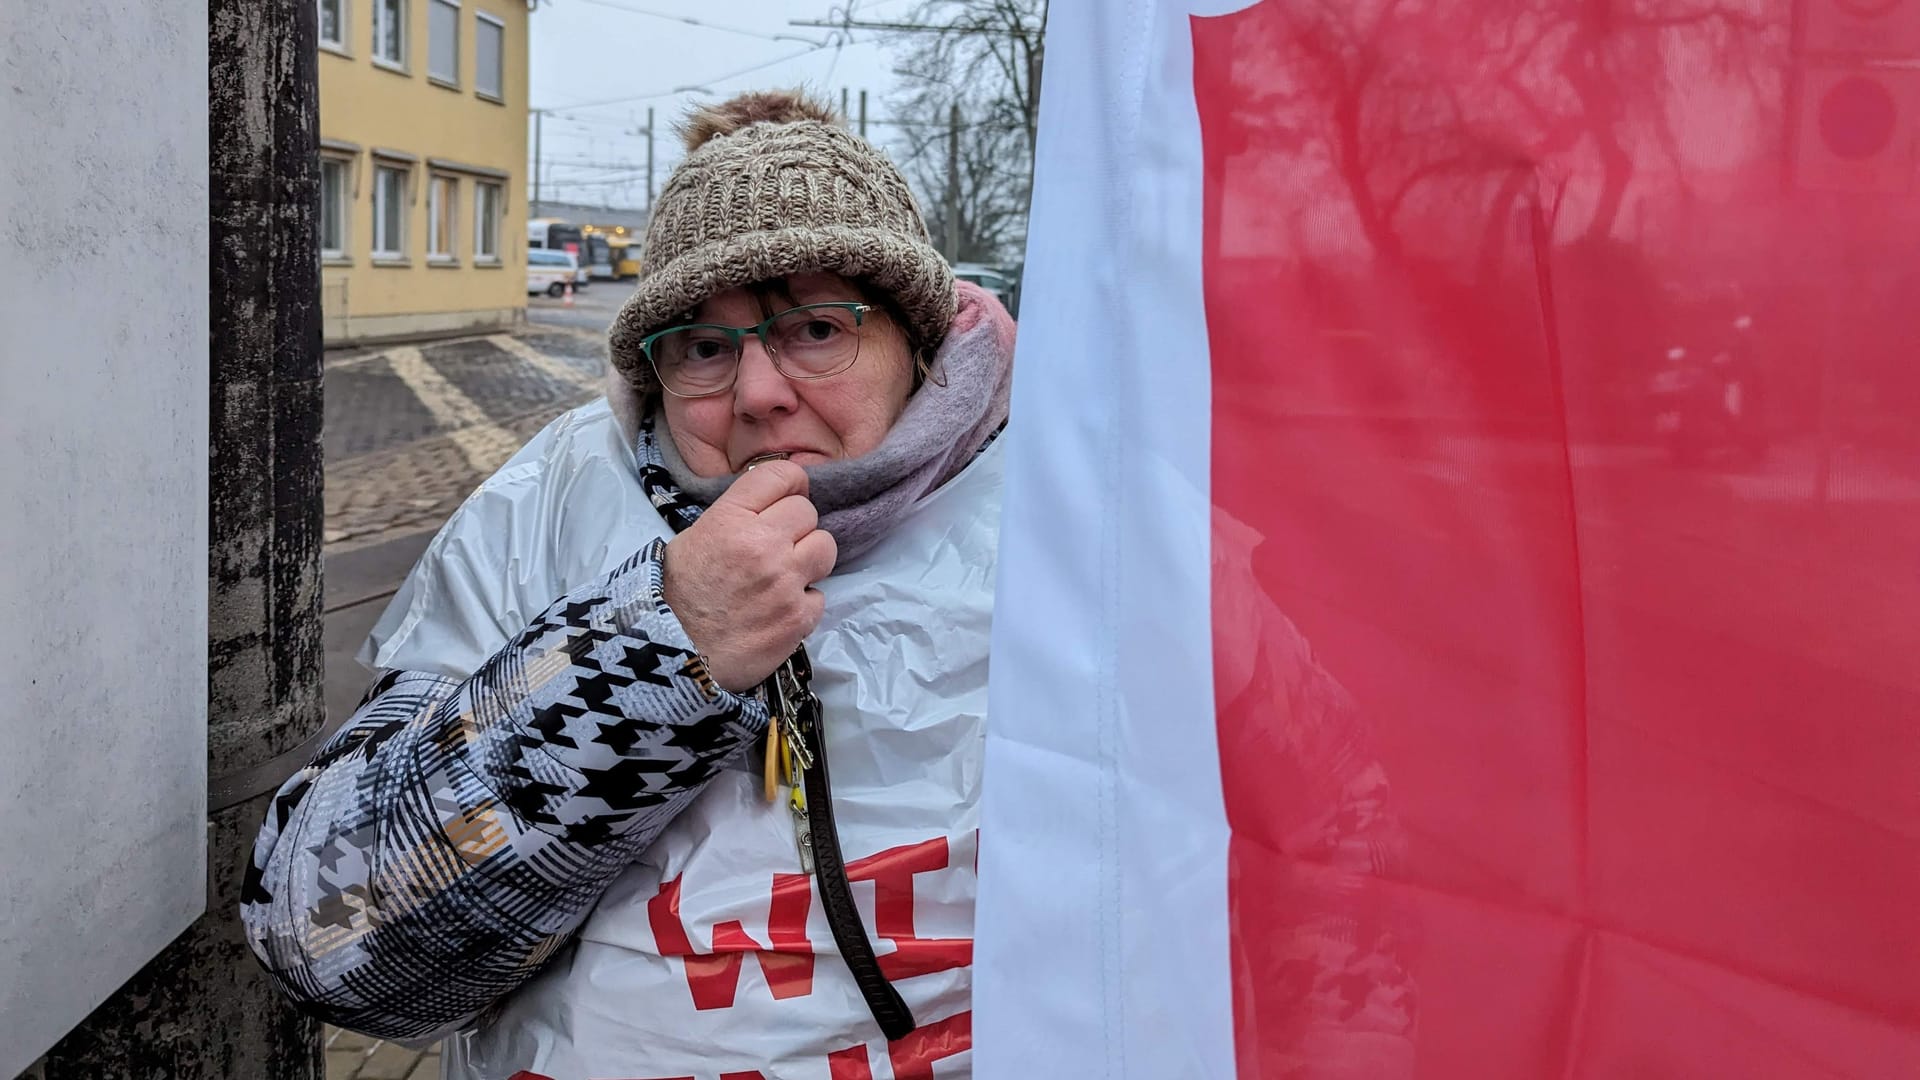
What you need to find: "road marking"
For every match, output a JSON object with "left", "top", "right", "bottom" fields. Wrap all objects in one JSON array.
[
  {"left": 327, "top": 332, "right": 495, "bottom": 370},
  {"left": 384, "top": 346, "right": 522, "bottom": 475},
  {"left": 527, "top": 318, "right": 614, "bottom": 344},
  {"left": 486, "top": 334, "right": 604, "bottom": 393}
]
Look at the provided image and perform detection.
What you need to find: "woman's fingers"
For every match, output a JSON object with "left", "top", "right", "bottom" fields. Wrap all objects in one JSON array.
[
  {"left": 760, "top": 493, "right": 820, "bottom": 542},
  {"left": 793, "top": 529, "right": 838, "bottom": 584},
  {"left": 711, "top": 458, "right": 808, "bottom": 514}
]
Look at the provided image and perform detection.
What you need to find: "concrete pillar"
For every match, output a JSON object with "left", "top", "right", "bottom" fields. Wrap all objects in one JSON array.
[{"left": 29, "top": 0, "right": 326, "bottom": 1075}]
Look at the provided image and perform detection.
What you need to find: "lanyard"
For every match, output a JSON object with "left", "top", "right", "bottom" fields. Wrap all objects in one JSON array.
[{"left": 761, "top": 646, "right": 917, "bottom": 1041}]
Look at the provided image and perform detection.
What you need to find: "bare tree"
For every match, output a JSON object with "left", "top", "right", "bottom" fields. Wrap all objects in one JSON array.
[
  {"left": 1194, "top": 0, "right": 1786, "bottom": 425},
  {"left": 1211, "top": 0, "right": 1781, "bottom": 267},
  {"left": 874, "top": 0, "right": 1048, "bottom": 265},
  {"left": 893, "top": 101, "right": 1033, "bottom": 264}
]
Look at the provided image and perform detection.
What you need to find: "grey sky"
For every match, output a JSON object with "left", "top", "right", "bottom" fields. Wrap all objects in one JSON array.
[{"left": 529, "top": 0, "right": 923, "bottom": 209}]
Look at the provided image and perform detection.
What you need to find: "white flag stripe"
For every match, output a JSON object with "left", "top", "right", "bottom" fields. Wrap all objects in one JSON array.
[{"left": 977, "top": 2, "right": 1235, "bottom": 1077}]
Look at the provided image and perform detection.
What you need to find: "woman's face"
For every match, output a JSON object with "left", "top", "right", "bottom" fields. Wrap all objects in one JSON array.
[{"left": 660, "top": 272, "right": 916, "bottom": 477}]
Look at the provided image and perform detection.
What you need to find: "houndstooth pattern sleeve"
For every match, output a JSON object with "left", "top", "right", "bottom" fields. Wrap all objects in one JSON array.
[{"left": 240, "top": 539, "right": 767, "bottom": 1042}]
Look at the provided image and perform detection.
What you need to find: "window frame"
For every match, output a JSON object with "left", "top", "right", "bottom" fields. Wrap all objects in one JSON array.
[
  {"left": 427, "top": 0, "right": 461, "bottom": 87},
  {"left": 372, "top": 0, "right": 409, "bottom": 71},
  {"left": 428, "top": 174, "right": 460, "bottom": 264},
  {"left": 474, "top": 11, "right": 505, "bottom": 103},
  {"left": 473, "top": 180, "right": 503, "bottom": 264},
  {"left": 319, "top": 155, "right": 353, "bottom": 262},
  {"left": 371, "top": 162, "right": 411, "bottom": 262},
  {"left": 318, "top": 0, "right": 350, "bottom": 53}
]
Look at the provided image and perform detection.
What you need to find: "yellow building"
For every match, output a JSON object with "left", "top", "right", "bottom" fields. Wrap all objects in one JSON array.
[{"left": 317, "top": 0, "right": 532, "bottom": 345}]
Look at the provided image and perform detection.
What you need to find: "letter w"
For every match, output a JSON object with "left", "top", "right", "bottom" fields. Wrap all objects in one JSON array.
[{"left": 647, "top": 873, "right": 815, "bottom": 1010}]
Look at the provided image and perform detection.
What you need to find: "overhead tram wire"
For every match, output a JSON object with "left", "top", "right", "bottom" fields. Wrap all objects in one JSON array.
[
  {"left": 552, "top": 172, "right": 657, "bottom": 187},
  {"left": 546, "top": 112, "right": 635, "bottom": 128},
  {"left": 573, "top": 0, "right": 828, "bottom": 45},
  {"left": 789, "top": 17, "right": 1043, "bottom": 37},
  {"left": 542, "top": 159, "right": 653, "bottom": 171},
  {"left": 531, "top": 42, "right": 838, "bottom": 115}
]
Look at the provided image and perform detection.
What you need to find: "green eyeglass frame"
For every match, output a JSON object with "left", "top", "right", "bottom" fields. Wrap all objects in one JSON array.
[{"left": 640, "top": 301, "right": 874, "bottom": 398}]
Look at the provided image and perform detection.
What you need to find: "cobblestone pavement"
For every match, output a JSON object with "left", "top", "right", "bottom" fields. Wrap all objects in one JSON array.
[
  {"left": 324, "top": 1026, "right": 440, "bottom": 1080},
  {"left": 323, "top": 324, "right": 609, "bottom": 555},
  {"left": 323, "top": 285, "right": 630, "bottom": 555}
]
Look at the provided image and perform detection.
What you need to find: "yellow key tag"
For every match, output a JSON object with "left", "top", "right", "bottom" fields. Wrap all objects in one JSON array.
[{"left": 762, "top": 733, "right": 780, "bottom": 803}]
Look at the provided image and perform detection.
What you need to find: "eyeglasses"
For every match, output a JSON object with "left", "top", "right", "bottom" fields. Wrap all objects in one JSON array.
[{"left": 641, "top": 302, "right": 874, "bottom": 398}]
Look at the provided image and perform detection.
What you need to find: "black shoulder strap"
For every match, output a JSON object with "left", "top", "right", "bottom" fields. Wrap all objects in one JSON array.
[{"left": 791, "top": 652, "right": 917, "bottom": 1041}]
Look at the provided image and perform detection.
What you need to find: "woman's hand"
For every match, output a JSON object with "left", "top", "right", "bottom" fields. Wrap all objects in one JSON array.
[{"left": 661, "top": 460, "right": 837, "bottom": 693}]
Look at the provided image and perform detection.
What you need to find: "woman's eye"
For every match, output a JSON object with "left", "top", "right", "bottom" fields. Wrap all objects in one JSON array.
[{"left": 802, "top": 319, "right": 839, "bottom": 341}]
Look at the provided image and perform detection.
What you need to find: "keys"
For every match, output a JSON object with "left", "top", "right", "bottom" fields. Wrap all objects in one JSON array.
[
  {"left": 760, "top": 649, "right": 819, "bottom": 872},
  {"left": 760, "top": 655, "right": 813, "bottom": 802},
  {"left": 772, "top": 658, "right": 816, "bottom": 773},
  {"left": 790, "top": 780, "right": 814, "bottom": 873}
]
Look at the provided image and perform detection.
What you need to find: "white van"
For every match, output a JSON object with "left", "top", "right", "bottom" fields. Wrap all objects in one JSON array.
[{"left": 527, "top": 249, "right": 579, "bottom": 298}]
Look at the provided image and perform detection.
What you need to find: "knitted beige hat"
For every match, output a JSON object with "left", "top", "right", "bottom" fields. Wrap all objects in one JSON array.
[{"left": 608, "top": 90, "right": 957, "bottom": 394}]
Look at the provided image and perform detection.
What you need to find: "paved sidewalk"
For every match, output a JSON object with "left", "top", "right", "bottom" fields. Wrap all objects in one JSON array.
[
  {"left": 522, "top": 277, "right": 626, "bottom": 334},
  {"left": 323, "top": 328, "right": 607, "bottom": 554},
  {"left": 325, "top": 1027, "right": 439, "bottom": 1080}
]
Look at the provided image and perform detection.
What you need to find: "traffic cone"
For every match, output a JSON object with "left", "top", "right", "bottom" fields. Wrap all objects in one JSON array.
[{"left": 564, "top": 281, "right": 575, "bottom": 307}]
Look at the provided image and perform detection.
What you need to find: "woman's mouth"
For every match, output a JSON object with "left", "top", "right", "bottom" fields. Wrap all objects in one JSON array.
[{"left": 743, "top": 451, "right": 792, "bottom": 470}]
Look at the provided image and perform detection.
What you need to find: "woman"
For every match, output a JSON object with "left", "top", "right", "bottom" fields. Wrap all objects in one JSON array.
[{"left": 244, "top": 91, "right": 1013, "bottom": 1077}]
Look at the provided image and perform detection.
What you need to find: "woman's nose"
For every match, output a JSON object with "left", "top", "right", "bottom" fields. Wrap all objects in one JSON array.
[{"left": 731, "top": 334, "right": 797, "bottom": 418}]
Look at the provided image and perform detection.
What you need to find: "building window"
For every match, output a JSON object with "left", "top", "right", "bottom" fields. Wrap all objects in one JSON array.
[
  {"left": 320, "top": 157, "right": 350, "bottom": 259},
  {"left": 428, "top": 0, "right": 459, "bottom": 84},
  {"left": 373, "top": 164, "right": 409, "bottom": 259},
  {"left": 429, "top": 175, "right": 458, "bottom": 261},
  {"left": 475, "top": 13, "right": 504, "bottom": 101},
  {"left": 318, "top": 0, "right": 347, "bottom": 50},
  {"left": 373, "top": 0, "right": 407, "bottom": 67},
  {"left": 474, "top": 181, "right": 502, "bottom": 262}
]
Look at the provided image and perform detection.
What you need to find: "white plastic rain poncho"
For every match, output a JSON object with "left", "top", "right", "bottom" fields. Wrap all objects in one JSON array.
[
  {"left": 242, "top": 305, "right": 1006, "bottom": 1078},
  {"left": 416, "top": 407, "right": 998, "bottom": 1079}
]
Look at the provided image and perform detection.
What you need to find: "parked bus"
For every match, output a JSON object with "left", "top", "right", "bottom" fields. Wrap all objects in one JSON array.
[
  {"left": 573, "top": 225, "right": 614, "bottom": 280},
  {"left": 531, "top": 218, "right": 613, "bottom": 286},
  {"left": 531, "top": 218, "right": 639, "bottom": 281},
  {"left": 610, "top": 236, "right": 642, "bottom": 280},
  {"left": 528, "top": 218, "right": 598, "bottom": 287},
  {"left": 528, "top": 217, "right": 582, "bottom": 258},
  {"left": 577, "top": 224, "right": 644, "bottom": 280}
]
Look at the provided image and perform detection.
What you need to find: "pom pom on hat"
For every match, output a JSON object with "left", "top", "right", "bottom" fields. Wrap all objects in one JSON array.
[{"left": 679, "top": 89, "right": 840, "bottom": 152}]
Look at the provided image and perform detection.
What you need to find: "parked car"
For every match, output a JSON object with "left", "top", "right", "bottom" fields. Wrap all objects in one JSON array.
[
  {"left": 1648, "top": 313, "right": 1767, "bottom": 466},
  {"left": 952, "top": 261, "right": 1018, "bottom": 315},
  {"left": 527, "top": 249, "right": 578, "bottom": 298}
]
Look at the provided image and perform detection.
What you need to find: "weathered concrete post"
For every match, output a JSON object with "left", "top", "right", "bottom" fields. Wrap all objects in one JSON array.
[{"left": 28, "top": 0, "right": 326, "bottom": 1075}]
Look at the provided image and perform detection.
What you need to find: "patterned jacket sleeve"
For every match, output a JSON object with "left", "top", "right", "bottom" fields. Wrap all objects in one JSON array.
[
  {"left": 1224, "top": 626, "right": 1419, "bottom": 1078},
  {"left": 240, "top": 539, "right": 766, "bottom": 1042}
]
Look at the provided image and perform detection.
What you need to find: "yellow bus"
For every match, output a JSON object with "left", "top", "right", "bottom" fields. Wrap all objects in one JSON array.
[
  {"left": 609, "top": 236, "right": 641, "bottom": 281},
  {"left": 576, "top": 223, "right": 644, "bottom": 281}
]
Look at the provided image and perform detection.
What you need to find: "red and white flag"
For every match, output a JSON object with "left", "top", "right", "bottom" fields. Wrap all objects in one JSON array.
[{"left": 978, "top": 1, "right": 1920, "bottom": 1076}]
